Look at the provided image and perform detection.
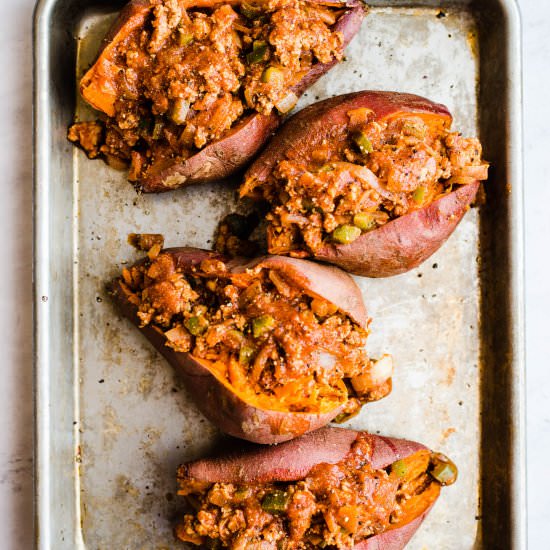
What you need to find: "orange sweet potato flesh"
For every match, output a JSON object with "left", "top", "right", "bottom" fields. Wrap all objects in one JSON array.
[
  {"left": 244, "top": 91, "right": 482, "bottom": 277},
  {"left": 80, "top": 0, "right": 150, "bottom": 117},
  {"left": 79, "top": 0, "right": 365, "bottom": 192},
  {"left": 109, "top": 248, "right": 369, "bottom": 444},
  {"left": 179, "top": 427, "right": 440, "bottom": 549}
]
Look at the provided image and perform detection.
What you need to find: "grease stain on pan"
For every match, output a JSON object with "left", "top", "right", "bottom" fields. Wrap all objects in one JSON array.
[
  {"left": 74, "top": 6, "right": 482, "bottom": 550},
  {"left": 115, "top": 475, "right": 141, "bottom": 500},
  {"left": 441, "top": 427, "right": 457, "bottom": 442},
  {"left": 101, "top": 406, "right": 123, "bottom": 452},
  {"left": 137, "top": 373, "right": 155, "bottom": 398}
]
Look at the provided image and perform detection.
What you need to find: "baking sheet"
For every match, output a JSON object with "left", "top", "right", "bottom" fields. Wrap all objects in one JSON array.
[{"left": 33, "top": 1, "right": 525, "bottom": 548}]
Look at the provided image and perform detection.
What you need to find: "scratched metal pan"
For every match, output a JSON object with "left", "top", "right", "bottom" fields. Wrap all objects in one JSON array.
[{"left": 33, "top": 0, "right": 525, "bottom": 548}]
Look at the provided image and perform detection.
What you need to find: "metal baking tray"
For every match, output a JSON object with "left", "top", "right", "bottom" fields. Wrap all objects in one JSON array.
[{"left": 33, "top": 0, "right": 525, "bottom": 548}]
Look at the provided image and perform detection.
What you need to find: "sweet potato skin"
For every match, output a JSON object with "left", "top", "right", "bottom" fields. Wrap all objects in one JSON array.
[
  {"left": 244, "top": 91, "right": 481, "bottom": 277},
  {"left": 180, "top": 427, "right": 426, "bottom": 482},
  {"left": 244, "top": 91, "right": 452, "bottom": 187},
  {"left": 228, "top": 253, "right": 368, "bottom": 326},
  {"left": 80, "top": 0, "right": 365, "bottom": 192},
  {"left": 109, "top": 248, "right": 368, "bottom": 444},
  {"left": 316, "top": 181, "right": 480, "bottom": 277},
  {"left": 139, "top": 112, "right": 280, "bottom": 193},
  {"left": 179, "top": 427, "right": 433, "bottom": 550}
]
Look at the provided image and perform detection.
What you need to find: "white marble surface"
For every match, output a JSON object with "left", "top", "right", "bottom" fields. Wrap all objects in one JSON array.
[{"left": 0, "top": 0, "right": 546, "bottom": 548}]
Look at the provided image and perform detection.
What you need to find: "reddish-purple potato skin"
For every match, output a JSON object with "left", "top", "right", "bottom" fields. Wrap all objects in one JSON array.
[
  {"left": 179, "top": 427, "right": 433, "bottom": 550},
  {"left": 140, "top": 112, "right": 280, "bottom": 192},
  {"left": 181, "top": 427, "right": 426, "bottom": 482},
  {"left": 244, "top": 91, "right": 452, "bottom": 185},
  {"left": 83, "top": 0, "right": 366, "bottom": 193},
  {"left": 183, "top": 427, "right": 358, "bottom": 483},
  {"left": 244, "top": 91, "right": 481, "bottom": 277},
  {"left": 228, "top": 253, "right": 368, "bottom": 326},
  {"left": 109, "top": 248, "right": 368, "bottom": 444},
  {"left": 316, "top": 181, "right": 480, "bottom": 277}
]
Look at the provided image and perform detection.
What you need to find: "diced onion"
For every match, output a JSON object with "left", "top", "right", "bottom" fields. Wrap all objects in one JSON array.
[
  {"left": 170, "top": 98, "right": 190, "bottom": 125},
  {"left": 453, "top": 163, "right": 489, "bottom": 180},
  {"left": 280, "top": 211, "right": 309, "bottom": 226},
  {"left": 370, "top": 354, "right": 393, "bottom": 385},
  {"left": 275, "top": 92, "right": 298, "bottom": 114},
  {"left": 268, "top": 270, "right": 292, "bottom": 297},
  {"left": 152, "top": 120, "right": 164, "bottom": 140},
  {"left": 318, "top": 352, "right": 337, "bottom": 369},
  {"left": 350, "top": 354, "right": 393, "bottom": 395}
]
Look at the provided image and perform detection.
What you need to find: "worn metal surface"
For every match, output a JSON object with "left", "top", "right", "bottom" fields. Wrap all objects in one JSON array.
[{"left": 33, "top": 0, "right": 525, "bottom": 548}]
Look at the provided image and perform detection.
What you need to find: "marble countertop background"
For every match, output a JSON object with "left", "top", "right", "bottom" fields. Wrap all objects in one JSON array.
[{"left": 0, "top": 0, "right": 546, "bottom": 547}]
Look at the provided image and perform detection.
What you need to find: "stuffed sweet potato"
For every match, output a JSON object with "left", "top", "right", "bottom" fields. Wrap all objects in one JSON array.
[
  {"left": 175, "top": 427, "right": 458, "bottom": 549},
  {"left": 232, "top": 90, "right": 489, "bottom": 277},
  {"left": 109, "top": 246, "right": 392, "bottom": 443},
  {"left": 68, "top": 0, "right": 365, "bottom": 192}
]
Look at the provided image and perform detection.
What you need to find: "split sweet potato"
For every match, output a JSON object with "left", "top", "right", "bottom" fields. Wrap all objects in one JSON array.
[
  {"left": 109, "top": 247, "right": 392, "bottom": 444},
  {"left": 70, "top": 0, "right": 365, "bottom": 192},
  {"left": 176, "top": 427, "right": 458, "bottom": 549},
  {"left": 238, "top": 91, "right": 489, "bottom": 277}
]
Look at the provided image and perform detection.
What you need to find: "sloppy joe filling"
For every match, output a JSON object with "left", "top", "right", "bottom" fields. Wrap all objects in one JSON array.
[
  {"left": 175, "top": 434, "right": 457, "bottom": 549},
  {"left": 117, "top": 251, "right": 391, "bottom": 413},
  {"left": 238, "top": 110, "right": 489, "bottom": 257},
  {"left": 68, "top": 0, "right": 348, "bottom": 181}
]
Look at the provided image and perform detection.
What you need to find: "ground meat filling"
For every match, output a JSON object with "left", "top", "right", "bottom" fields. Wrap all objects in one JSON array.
[
  {"left": 69, "top": 0, "right": 345, "bottom": 181},
  {"left": 118, "top": 252, "right": 390, "bottom": 413},
  {"left": 175, "top": 435, "right": 457, "bottom": 549},
  {"left": 240, "top": 110, "right": 489, "bottom": 256}
]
